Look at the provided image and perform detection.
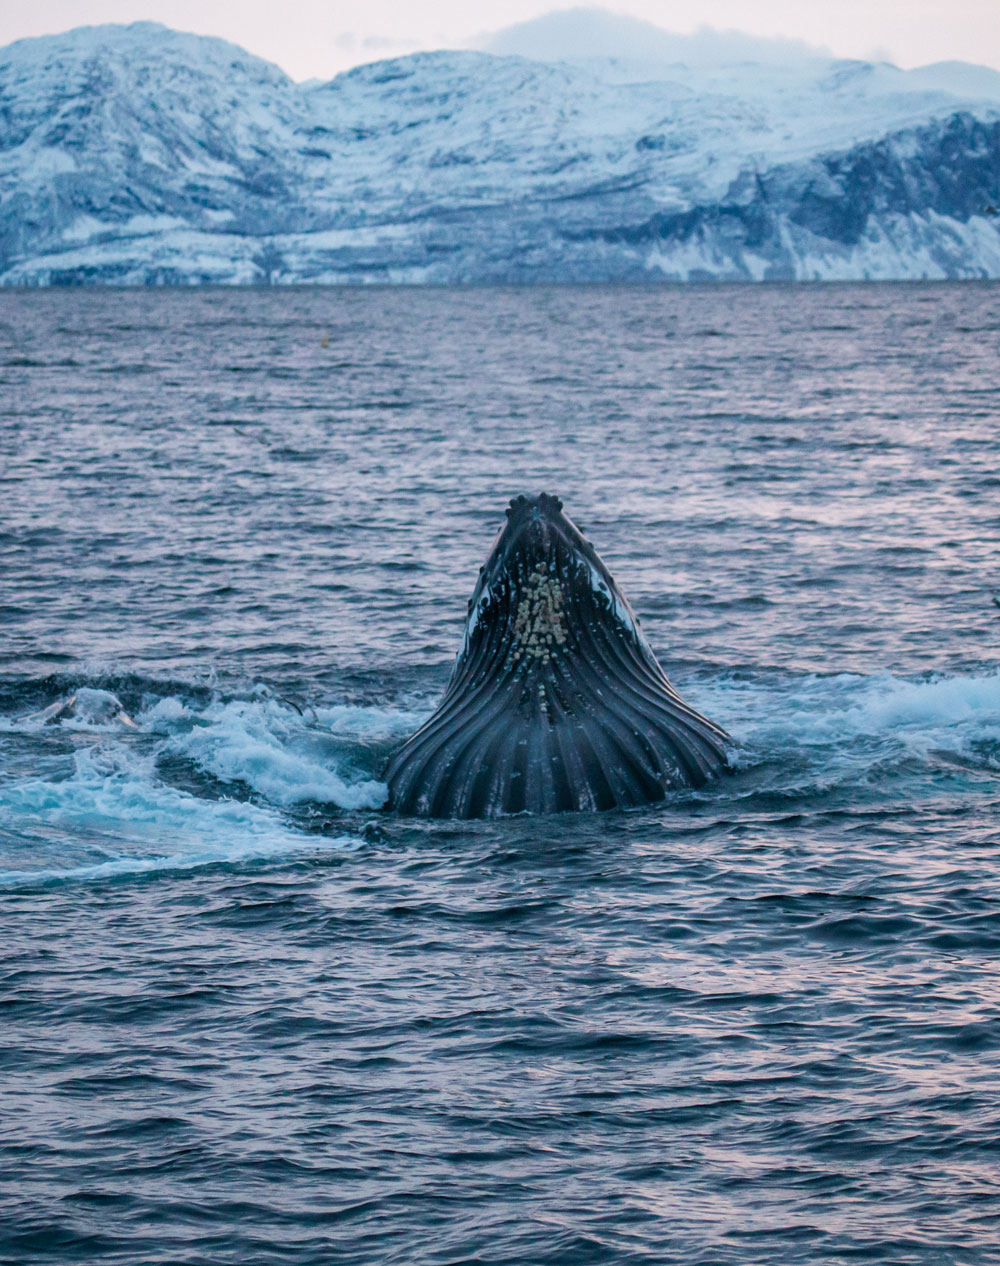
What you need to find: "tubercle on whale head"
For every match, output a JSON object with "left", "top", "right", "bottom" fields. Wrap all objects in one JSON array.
[
  {"left": 505, "top": 491, "right": 563, "bottom": 520},
  {"left": 460, "top": 492, "right": 644, "bottom": 659},
  {"left": 484, "top": 493, "right": 599, "bottom": 583},
  {"left": 467, "top": 494, "right": 586, "bottom": 615}
]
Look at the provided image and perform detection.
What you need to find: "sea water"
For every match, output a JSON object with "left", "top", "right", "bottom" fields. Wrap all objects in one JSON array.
[{"left": 1, "top": 283, "right": 999, "bottom": 1264}]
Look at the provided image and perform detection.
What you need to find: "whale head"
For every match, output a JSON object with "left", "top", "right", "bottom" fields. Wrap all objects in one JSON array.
[
  {"left": 385, "top": 493, "right": 728, "bottom": 818},
  {"left": 462, "top": 492, "right": 649, "bottom": 681}
]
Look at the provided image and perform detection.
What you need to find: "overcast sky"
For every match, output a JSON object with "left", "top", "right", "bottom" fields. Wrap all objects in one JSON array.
[{"left": 3, "top": 2, "right": 999, "bottom": 80}]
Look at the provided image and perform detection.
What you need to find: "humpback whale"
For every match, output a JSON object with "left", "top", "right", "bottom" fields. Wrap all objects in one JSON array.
[{"left": 385, "top": 494, "right": 729, "bottom": 819}]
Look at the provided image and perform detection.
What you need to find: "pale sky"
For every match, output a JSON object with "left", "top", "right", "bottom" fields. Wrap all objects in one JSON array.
[{"left": 2, "top": 1, "right": 999, "bottom": 80}]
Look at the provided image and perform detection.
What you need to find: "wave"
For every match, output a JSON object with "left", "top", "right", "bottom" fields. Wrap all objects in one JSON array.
[
  {"left": 700, "top": 667, "right": 1000, "bottom": 753},
  {"left": 691, "top": 668, "right": 1000, "bottom": 801},
  {"left": 0, "top": 686, "right": 139, "bottom": 733},
  {"left": 142, "top": 695, "right": 391, "bottom": 810},
  {"left": 0, "top": 667, "right": 997, "bottom": 887},
  {"left": 0, "top": 745, "right": 362, "bottom": 889},
  {"left": 0, "top": 681, "right": 424, "bottom": 889}
]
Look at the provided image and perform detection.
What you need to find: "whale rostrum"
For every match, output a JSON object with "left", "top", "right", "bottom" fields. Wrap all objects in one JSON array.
[{"left": 385, "top": 493, "right": 729, "bottom": 818}]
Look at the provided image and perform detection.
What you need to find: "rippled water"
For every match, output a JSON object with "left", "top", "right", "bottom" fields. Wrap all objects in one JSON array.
[{"left": 2, "top": 283, "right": 1000, "bottom": 1264}]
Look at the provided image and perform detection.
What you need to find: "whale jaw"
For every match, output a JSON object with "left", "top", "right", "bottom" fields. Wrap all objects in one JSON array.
[{"left": 385, "top": 494, "right": 729, "bottom": 819}]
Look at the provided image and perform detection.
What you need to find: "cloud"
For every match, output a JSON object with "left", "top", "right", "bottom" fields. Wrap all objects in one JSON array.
[
  {"left": 332, "top": 30, "right": 418, "bottom": 56},
  {"left": 478, "top": 7, "right": 832, "bottom": 66},
  {"left": 362, "top": 33, "right": 418, "bottom": 50}
]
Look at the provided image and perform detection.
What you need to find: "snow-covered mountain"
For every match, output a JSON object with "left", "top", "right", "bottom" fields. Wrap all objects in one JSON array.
[{"left": 1, "top": 21, "right": 999, "bottom": 283}]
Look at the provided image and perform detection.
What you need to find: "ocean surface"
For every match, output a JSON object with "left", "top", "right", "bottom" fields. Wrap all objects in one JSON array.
[{"left": 2, "top": 282, "right": 999, "bottom": 1265}]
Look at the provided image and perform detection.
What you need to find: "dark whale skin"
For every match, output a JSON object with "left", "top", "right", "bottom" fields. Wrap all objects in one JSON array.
[{"left": 385, "top": 494, "right": 729, "bottom": 819}]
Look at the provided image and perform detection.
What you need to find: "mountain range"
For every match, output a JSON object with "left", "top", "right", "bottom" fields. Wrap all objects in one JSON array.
[{"left": 1, "top": 19, "right": 999, "bottom": 284}]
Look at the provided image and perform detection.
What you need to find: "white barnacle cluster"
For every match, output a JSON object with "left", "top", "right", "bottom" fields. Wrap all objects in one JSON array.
[{"left": 511, "top": 563, "right": 567, "bottom": 670}]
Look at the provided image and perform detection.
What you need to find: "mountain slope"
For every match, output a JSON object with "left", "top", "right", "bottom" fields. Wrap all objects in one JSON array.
[{"left": 1, "top": 22, "right": 999, "bottom": 283}]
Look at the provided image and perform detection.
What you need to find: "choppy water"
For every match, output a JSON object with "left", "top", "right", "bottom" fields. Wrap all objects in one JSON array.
[{"left": 2, "top": 283, "right": 1000, "bottom": 1265}]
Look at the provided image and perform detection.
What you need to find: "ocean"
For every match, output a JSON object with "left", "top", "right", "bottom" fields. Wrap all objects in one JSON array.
[{"left": 2, "top": 282, "right": 999, "bottom": 1264}]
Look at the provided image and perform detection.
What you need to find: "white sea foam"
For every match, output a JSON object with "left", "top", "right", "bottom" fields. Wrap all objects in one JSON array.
[
  {"left": 697, "top": 668, "right": 1000, "bottom": 770},
  {"left": 4, "top": 688, "right": 397, "bottom": 813},
  {"left": 0, "top": 745, "right": 360, "bottom": 888},
  {"left": 148, "top": 697, "right": 389, "bottom": 810},
  {"left": 2, "top": 669, "right": 996, "bottom": 889},
  {"left": 310, "top": 702, "right": 430, "bottom": 739},
  {"left": 0, "top": 686, "right": 398, "bottom": 888},
  {"left": 1, "top": 687, "right": 135, "bottom": 733},
  {"left": 837, "top": 672, "right": 1000, "bottom": 733}
]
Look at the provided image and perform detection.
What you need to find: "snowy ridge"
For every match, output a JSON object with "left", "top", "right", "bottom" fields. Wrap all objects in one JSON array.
[{"left": 1, "top": 22, "right": 999, "bottom": 283}]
